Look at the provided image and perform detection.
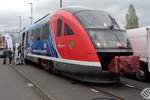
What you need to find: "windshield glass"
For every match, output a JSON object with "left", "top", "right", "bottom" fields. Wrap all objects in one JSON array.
[
  {"left": 75, "top": 10, "right": 120, "bottom": 29},
  {"left": 88, "top": 29, "right": 130, "bottom": 48}
]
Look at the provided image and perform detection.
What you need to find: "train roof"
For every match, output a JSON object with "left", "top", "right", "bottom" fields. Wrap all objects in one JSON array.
[
  {"left": 20, "top": 7, "right": 108, "bottom": 34},
  {"left": 62, "top": 6, "right": 105, "bottom": 14},
  {"left": 20, "top": 13, "right": 50, "bottom": 33},
  {"left": 34, "top": 13, "right": 50, "bottom": 24}
]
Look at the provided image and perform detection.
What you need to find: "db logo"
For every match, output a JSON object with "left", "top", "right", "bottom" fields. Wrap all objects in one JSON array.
[{"left": 141, "top": 88, "right": 150, "bottom": 100}]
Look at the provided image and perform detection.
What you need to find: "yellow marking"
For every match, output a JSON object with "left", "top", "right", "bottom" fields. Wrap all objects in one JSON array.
[{"left": 68, "top": 40, "right": 75, "bottom": 49}]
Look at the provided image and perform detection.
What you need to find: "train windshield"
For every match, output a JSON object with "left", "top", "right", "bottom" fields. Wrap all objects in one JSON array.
[
  {"left": 75, "top": 10, "right": 130, "bottom": 48},
  {"left": 87, "top": 29, "right": 130, "bottom": 48},
  {"left": 75, "top": 10, "right": 120, "bottom": 29}
]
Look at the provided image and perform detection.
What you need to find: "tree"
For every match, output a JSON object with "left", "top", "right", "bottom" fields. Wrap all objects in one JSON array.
[{"left": 126, "top": 4, "right": 139, "bottom": 29}]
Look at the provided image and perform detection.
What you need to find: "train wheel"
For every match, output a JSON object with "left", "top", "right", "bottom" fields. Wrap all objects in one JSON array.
[
  {"left": 136, "top": 62, "right": 148, "bottom": 81},
  {"left": 120, "top": 69, "right": 126, "bottom": 76},
  {"left": 135, "top": 69, "right": 146, "bottom": 81},
  {"left": 47, "top": 61, "right": 55, "bottom": 73},
  {"left": 40, "top": 59, "right": 50, "bottom": 71},
  {"left": 52, "top": 62, "right": 60, "bottom": 74}
]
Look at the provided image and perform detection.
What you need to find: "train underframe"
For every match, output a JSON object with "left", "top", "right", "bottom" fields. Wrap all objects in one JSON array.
[
  {"left": 26, "top": 49, "right": 136, "bottom": 83},
  {"left": 26, "top": 55, "right": 119, "bottom": 83}
]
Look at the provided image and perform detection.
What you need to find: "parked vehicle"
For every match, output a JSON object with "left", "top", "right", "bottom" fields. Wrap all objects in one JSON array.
[
  {"left": 20, "top": 7, "right": 134, "bottom": 83},
  {"left": 127, "top": 27, "right": 150, "bottom": 81}
]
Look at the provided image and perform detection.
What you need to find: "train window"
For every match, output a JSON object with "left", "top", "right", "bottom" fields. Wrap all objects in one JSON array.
[
  {"left": 28, "top": 30, "right": 32, "bottom": 36},
  {"left": 75, "top": 10, "right": 120, "bottom": 29},
  {"left": 57, "top": 18, "right": 62, "bottom": 36},
  {"left": 64, "top": 24, "right": 74, "bottom": 36},
  {"left": 36, "top": 28, "right": 41, "bottom": 40},
  {"left": 32, "top": 27, "right": 41, "bottom": 41},
  {"left": 42, "top": 22, "right": 49, "bottom": 39},
  {"left": 28, "top": 30, "right": 32, "bottom": 41},
  {"left": 31, "top": 30, "right": 35, "bottom": 41}
]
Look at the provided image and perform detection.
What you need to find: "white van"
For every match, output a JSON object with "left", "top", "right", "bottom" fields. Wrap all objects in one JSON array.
[{"left": 127, "top": 27, "right": 150, "bottom": 81}]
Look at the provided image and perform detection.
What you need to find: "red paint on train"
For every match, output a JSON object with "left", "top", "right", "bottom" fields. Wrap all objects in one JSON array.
[{"left": 50, "top": 10, "right": 99, "bottom": 62}]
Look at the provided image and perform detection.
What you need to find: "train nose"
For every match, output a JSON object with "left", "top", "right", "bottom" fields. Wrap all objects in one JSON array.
[
  {"left": 96, "top": 49, "right": 133, "bottom": 74},
  {"left": 96, "top": 49, "right": 138, "bottom": 76},
  {"left": 107, "top": 57, "right": 120, "bottom": 74}
]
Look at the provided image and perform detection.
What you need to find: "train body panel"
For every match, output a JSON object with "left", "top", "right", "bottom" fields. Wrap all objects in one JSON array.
[
  {"left": 50, "top": 10, "right": 99, "bottom": 62},
  {"left": 21, "top": 7, "right": 133, "bottom": 83},
  {"left": 26, "top": 17, "right": 58, "bottom": 58}
]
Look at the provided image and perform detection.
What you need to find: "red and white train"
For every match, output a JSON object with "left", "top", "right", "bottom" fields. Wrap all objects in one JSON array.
[{"left": 21, "top": 7, "right": 133, "bottom": 83}]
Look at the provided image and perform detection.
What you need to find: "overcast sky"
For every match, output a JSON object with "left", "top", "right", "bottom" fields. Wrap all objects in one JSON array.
[{"left": 0, "top": 0, "right": 149, "bottom": 31}]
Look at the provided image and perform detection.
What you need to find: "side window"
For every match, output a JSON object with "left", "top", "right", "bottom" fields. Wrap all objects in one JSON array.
[
  {"left": 57, "top": 18, "right": 62, "bottom": 36},
  {"left": 42, "top": 22, "right": 49, "bottom": 39},
  {"left": 31, "top": 30, "right": 35, "bottom": 41},
  {"left": 64, "top": 24, "right": 74, "bottom": 36},
  {"left": 28, "top": 30, "right": 32, "bottom": 41},
  {"left": 36, "top": 28, "right": 41, "bottom": 40},
  {"left": 32, "top": 27, "right": 41, "bottom": 41}
]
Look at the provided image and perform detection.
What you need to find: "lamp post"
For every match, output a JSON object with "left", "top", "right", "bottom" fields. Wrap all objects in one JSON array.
[
  {"left": 19, "top": 16, "right": 21, "bottom": 32},
  {"left": 29, "top": 3, "right": 33, "bottom": 24},
  {"left": 60, "top": 0, "right": 62, "bottom": 8}
]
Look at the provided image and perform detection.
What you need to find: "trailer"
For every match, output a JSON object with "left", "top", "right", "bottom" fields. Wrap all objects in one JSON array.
[
  {"left": 127, "top": 27, "right": 150, "bottom": 81},
  {"left": 3, "top": 34, "right": 13, "bottom": 50},
  {"left": 0, "top": 34, "right": 13, "bottom": 57},
  {"left": 0, "top": 36, "right": 5, "bottom": 57}
]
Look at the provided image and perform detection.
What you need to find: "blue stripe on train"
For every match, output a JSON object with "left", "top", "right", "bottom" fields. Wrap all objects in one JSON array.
[
  {"left": 29, "top": 39, "right": 58, "bottom": 57},
  {"left": 26, "top": 23, "right": 58, "bottom": 58}
]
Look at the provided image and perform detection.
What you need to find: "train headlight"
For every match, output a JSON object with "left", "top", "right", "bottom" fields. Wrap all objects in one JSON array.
[{"left": 96, "top": 42, "right": 101, "bottom": 48}]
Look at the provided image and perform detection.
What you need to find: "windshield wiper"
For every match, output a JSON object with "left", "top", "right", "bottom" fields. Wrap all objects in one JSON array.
[{"left": 109, "top": 15, "right": 120, "bottom": 29}]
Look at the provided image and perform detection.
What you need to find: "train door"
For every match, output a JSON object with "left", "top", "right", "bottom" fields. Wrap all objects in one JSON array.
[
  {"left": 52, "top": 16, "right": 68, "bottom": 58},
  {"left": 22, "top": 31, "right": 28, "bottom": 58},
  {"left": 61, "top": 17, "right": 83, "bottom": 60},
  {"left": 51, "top": 14, "right": 98, "bottom": 61},
  {"left": 56, "top": 15, "right": 96, "bottom": 61},
  {"left": 22, "top": 32, "right": 25, "bottom": 53},
  {"left": 24, "top": 32, "right": 28, "bottom": 57}
]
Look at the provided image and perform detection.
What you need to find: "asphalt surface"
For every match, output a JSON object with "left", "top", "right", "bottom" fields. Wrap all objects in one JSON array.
[
  {"left": 13, "top": 63, "right": 120, "bottom": 100},
  {"left": 0, "top": 58, "right": 149, "bottom": 100},
  {"left": 12, "top": 62, "right": 150, "bottom": 100},
  {"left": 0, "top": 60, "right": 46, "bottom": 100},
  {"left": 120, "top": 77, "right": 150, "bottom": 90},
  {"left": 90, "top": 77, "right": 150, "bottom": 100}
]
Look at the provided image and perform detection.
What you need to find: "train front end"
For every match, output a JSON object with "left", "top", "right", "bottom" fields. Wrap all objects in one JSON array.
[{"left": 73, "top": 9, "right": 133, "bottom": 83}]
